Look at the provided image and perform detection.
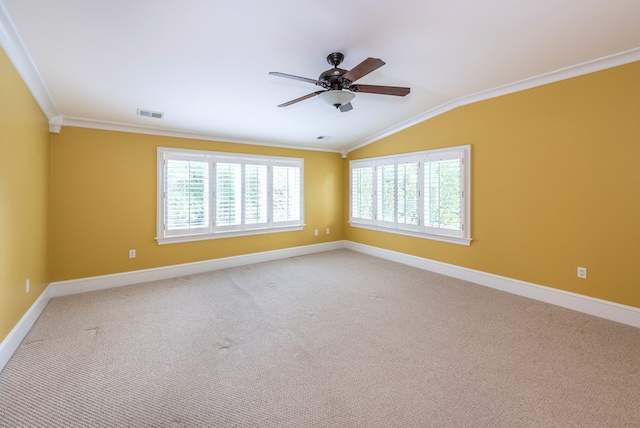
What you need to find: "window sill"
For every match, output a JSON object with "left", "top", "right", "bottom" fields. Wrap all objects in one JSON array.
[
  {"left": 156, "top": 224, "right": 305, "bottom": 245},
  {"left": 348, "top": 222, "right": 472, "bottom": 246}
]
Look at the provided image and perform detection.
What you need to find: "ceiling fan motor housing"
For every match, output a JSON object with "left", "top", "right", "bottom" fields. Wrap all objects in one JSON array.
[
  {"left": 319, "top": 68, "right": 348, "bottom": 90},
  {"left": 319, "top": 52, "right": 351, "bottom": 90}
]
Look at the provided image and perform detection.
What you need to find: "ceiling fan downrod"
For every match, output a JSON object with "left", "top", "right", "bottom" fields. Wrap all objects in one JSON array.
[{"left": 326, "top": 52, "right": 345, "bottom": 68}]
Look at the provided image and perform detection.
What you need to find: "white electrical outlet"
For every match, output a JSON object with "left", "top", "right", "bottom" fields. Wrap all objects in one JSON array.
[
  {"left": 129, "top": 249, "right": 136, "bottom": 259},
  {"left": 26, "top": 279, "right": 30, "bottom": 293},
  {"left": 326, "top": 228, "right": 330, "bottom": 235},
  {"left": 314, "top": 229, "right": 318, "bottom": 236},
  {"left": 577, "top": 267, "right": 587, "bottom": 279}
]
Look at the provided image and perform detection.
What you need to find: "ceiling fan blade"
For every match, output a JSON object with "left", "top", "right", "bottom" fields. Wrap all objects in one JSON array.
[
  {"left": 277, "top": 91, "right": 324, "bottom": 107},
  {"left": 339, "top": 102, "right": 353, "bottom": 113},
  {"left": 269, "top": 72, "right": 319, "bottom": 85},
  {"left": 352, "top": 84, "right": 410, "bottom": 96},
  {"left": 341, "top": 57, "right": 385, "bottom": 83}
]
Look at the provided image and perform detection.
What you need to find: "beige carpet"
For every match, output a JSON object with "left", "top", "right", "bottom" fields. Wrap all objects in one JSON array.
[{"left": 1, "top": 249, "right": 639, "bottom": 427}]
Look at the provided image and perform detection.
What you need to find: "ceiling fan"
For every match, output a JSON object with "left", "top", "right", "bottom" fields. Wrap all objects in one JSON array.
[{"left": 269, "top": 52, "right": 410, "bottom": 112}]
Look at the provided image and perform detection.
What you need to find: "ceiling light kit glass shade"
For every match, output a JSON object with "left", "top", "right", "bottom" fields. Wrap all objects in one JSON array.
[{"left": 318, "top": 90, "right": 355, "bottom": 109}]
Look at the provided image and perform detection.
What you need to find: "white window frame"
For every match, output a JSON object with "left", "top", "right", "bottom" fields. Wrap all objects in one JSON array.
[
  {"left": 157, "top": 147, "right": 304, "bottom": 245},
  {"left": 349, "top": 145, "right": 471, "bottom": 246}
]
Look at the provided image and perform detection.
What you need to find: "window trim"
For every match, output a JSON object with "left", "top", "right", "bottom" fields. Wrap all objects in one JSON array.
[
  {"left": 156, "top": 147, "right": 304, "bottom": 245},
  {"left": 349, "top": 145, "right": 471, "bottom": 246}
]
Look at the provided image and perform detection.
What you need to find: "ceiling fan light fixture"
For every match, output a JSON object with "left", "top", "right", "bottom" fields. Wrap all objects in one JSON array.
[
  {"left": 318, "top": 90, "right": 355, "bottom": 109},
  {"left": 271, "top": 53, "right": 409, "bottom": 112}
]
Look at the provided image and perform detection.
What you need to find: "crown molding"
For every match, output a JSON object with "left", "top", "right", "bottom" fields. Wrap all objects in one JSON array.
[
  {"left": 3, "top": 0, "right": 638, "bottom": 155},
  {"left": 60, "top": 116, "right": 342, "bottom": 154},
  {"left": 57, "top": 47, "right": 640, "bottom": 154},
  {"left": 0, "top": 1, "right": 59, "bottom": 120},
  {"left": 346, "top": 47, "right": 640, "bottom": 154}
]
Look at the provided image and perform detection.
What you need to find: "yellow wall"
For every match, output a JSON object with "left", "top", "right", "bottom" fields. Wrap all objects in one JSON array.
[
  {"left": 347, "top": 61, "right": 640, "bottom": 308},
  {"left": 50, "top": 127, "right": 344, "bottom": 281},
  {"left": 3, "top": 43, "right": 638, "bottom": 347},
  {"left": 0, "top": 47, "right": 50, "bottom": 341}
]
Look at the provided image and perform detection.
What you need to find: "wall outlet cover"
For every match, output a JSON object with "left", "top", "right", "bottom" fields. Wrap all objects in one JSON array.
[{"left": 577, "top": 267, "right": 587, "bottom": 279}]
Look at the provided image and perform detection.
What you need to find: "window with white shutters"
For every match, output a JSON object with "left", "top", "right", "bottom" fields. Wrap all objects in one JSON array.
[
  {"left": 349, "top": 145, "right": 471, "bottom": 245},
  {"left": 157, "top": 148, "right": 304, "bottom": 244},
  {"left": 424, "top": 152, "right": 463, "bottom": 235},
  {"left": 273, "top": 164, "right": 301, "bottom": 225},
  {"left": 215, "top": 162, "right": 242, "bottom": 229},
  {"left": 244, "top": 163, "right": 268, "bottom": 226},
  {"left": 351, "top": 164, "right": 375, "bottom": 223},
  {"left": 397, "top": 159, "right": 420, "bottom": 230},
  {"left": 165, "top": 157, "right": 209, "bottom": 232},
  {"left": 377, "top": 162, "right": 396, "bottom": 225}
]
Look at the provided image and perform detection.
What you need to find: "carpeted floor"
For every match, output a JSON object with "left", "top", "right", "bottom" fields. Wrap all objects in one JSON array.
[{"left": 1, "top": 249, "right": 639, "bottom": 427}]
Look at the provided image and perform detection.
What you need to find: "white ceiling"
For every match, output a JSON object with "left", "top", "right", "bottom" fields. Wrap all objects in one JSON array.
[{"left": 1, "top": 0, "right": 639, "bottom": 153}]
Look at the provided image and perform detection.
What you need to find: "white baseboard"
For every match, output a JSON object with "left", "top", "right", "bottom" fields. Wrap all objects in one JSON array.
[
  {"left": 50, "top": 241, "right": 345, "bottom": 297},
  {"left": 0, "top": 241, "right": 343, "bottom": 373},
  {"left": 4, "top": 240, "right": 638, "bottom": 373},
  {"left": 0, "top": 284, "right": 52, "bottom": 372},
  {"left": 345, "top": 241, "right": 640, "bottom": 328}
]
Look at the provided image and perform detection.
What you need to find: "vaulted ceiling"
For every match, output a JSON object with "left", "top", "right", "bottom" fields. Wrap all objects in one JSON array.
[{"left": 1, "top": 0, "right": 639, "bottom": 153}]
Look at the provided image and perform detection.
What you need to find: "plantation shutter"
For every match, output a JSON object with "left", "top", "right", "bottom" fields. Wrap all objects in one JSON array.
[
  {"left": 244, "top": 163, "right": 268, "bottom": 226},
  {"left": 272, "top": 164, "right": 301, "bottom": 224},
  {"left": 350, "top": 164, "right": 375, "bottom": 221},
  {"left": 397, "top": 160, "right": 419, "bottom": 229},
  {"left": 347, "top": 146, "right": 470, "bottom": 245},
  {"left": 423, "top": 152, "right": 463, "bottom": 232},
  {"left": 216, "top": 162, "right": 242, "bottom": 227},
  {"left": 165, "top": 158, "right": 210, "bottom": 232},
  {"left": 158, "top": 148, "right": 304, "bottom": 243},
  {"left": 376, "top": 162, "right": 396, "bottom": 223}
]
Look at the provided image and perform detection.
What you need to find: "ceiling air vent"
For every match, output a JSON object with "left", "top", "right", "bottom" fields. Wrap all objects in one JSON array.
[{"left": 137, "top": 109, "right": 164, "bottom": 119}]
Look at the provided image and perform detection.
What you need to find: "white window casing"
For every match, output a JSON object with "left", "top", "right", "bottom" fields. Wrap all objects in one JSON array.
[
  {"left": 349, "top": 145, "right": 471, "bottom": 246},
  {"left": 157, "top": 148, "right": 304, "bottom": 244}
]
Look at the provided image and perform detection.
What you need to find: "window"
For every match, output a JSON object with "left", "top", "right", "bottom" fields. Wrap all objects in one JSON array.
[
  {"left": 349, "top": 145, "right": 471, "bottom": 245},
  {"left": 157, "top": 148, "right": 304, "bottom": 244}
]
